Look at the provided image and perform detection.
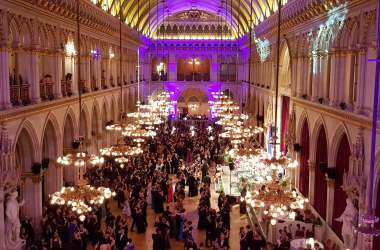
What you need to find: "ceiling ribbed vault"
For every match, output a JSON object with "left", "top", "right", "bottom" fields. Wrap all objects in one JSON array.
[{"left": 88, "top": 0, "right": 288, "bottom": 39}]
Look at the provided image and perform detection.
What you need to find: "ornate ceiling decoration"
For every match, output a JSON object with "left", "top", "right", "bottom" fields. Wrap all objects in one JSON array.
[{"left": 88, "top": 0, "right": 290, "bottom": 39}]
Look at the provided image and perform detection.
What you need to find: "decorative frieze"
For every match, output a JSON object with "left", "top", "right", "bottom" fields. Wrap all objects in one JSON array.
[{"left": 307, "top": 160, "right": 315, "bottom": 171}]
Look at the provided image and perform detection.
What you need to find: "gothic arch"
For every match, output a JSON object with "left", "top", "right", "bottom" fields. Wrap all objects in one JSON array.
[
  {"left": 13, "top": 119, "right": 40, "bottom": 172},
  {"left": 310, "top": 115, "right": 329, "bottom": 163},
  {"left": 80, "top": 103, "right": 91, "bottom": 139},
  {"left": 62, "top": 107, "right": 77, "bottom": 148},
  {"left": 296, "top": 109, "right": 310, "bottom": 144},
  {"left": 92, "top": 99, "right": 102, "bottom": 133},
  {"left": 41, "top": 112, "right": 62, "bottom": 159},
  {"left": 101, "top": 97, "right": 110, "bottom": 129},
  {"left": 328, "top": 123, "right": 352, "bottom": 168}
]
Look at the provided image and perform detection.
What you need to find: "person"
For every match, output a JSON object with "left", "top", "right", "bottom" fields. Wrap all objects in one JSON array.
[
  {"left": 116, "top": 228, "right": 128, "bottom": 250},
  {"left": 78, "top": 224, "right": 89, "bottom": 250},
  {"left": 295, "top": 210, "right": 304, "bottom": 221},
  {"left": 63, "top": 236, "right": 78, "bottom": 250},
  {"left": 245, "top": 225, "right": 253, "bottom": 250},
  {"left": 50, "top": 232, "right": 62, "bottom": 250},
  {"left": 147, "top": 180, "right": 152, "bottom": 205},
  {"left": 205, "top": 214, "right": 215, "bottom": 247},
  {"left": 134, "top": 202, "right": 146, "bottom": 233},
  {"left": 304, "top": 244, "right": 312, "bottom": 250},
  {"left": 152, "top": 228, "right": 165, "bottom": 250},
  {"left": 314, "top": 243, "right": 321, "bottom": 250},
  {"left": 240, "top": 186, "right": 247, "bottom": 214},
  {"left": 239, "top": 227, "right": 247, "bottom": 250},
  {"left": 203, "top": 172, "right": 211, "bottom": 187},
  {"left": 125, "top": 238, "right": 135, "bottom": 250},
  {"left": 154, "top": 187, "right": 164, "bottom": 213},
  {"left": 167, "top": 178, "right": 173, "bottom": 203},
  {"left": 220, "top": 234, "right": 229, "bottom": 250},
  {"left": 187, "top": 173, "right": 196, "bottom": 197},
  {"left": 218, "top": 191, "right": 225, "bottom": 210},
  {"left": 211, "top": 237, "right": 221, "bottom": 250},
  {"left": 123, "top": 191, "right": 132, "bottom": 217}
]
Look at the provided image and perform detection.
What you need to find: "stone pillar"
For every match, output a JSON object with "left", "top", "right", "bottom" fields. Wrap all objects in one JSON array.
[
  {"left": 311, "top": 54, "right": 319, "bottom": 102},
  {"left": 201, "top": 61, "right": 204, "bottom": 82},
  {"left": 211, "top": 63, "right": 218, "bottom": 81},
  {"left": 325, "top": 177, "right": 335, "bottom": 226},
  {"left": 106, "top": 59, "right": 111, "bottom": 87},
  {"left": 0, "top": 188, "right": 5, "bottom": 250},
  {"left": 322, "top": 53, "right": 330, "bottom": 102},
  {"left": 308, "top": 161, "right": 315, "bottom": 204},
  {"left": 329, "top": 51, "right": 339, "bottom": 106},
  {"left": 52, "top": 52, "right": 63, "bottom": 99},
  {"left": 29, "top": 49, "right": 42, "bottom": 104},
  {"left": 183, "top": 60, "right": 186, "bottom": 81},
  {"left": 84, "top": 57, "right": 91, "bottom": 90},
  {"left": 355, "top": 49, "right": 367, "bottom": 114},
  {"left": 345, "top": 51, "right": 355, "bottom": 109},
  {"left": 0, "top": 44, "right": 12, "bottom": 109},
  {"left": 337, "top": 52, "right": 347, "bottom": 105},
  {"left": 306, "top": 57, "right": 313, "bottom": 97},
  {"left": 291, "top": 56, "right": 298, "bottom": 97},
  {"left": 296, "top": 57, "right": 304, "bottom": 97},
  {"left": 21, "top": 174, "right": 43, "bottom": 234},
  {"left": 168, "top": 62, "right": 177, "bottom": 81}
]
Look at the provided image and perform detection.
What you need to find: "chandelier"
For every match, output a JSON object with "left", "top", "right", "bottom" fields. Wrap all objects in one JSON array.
[
  {"left": 50, "top": 185, "right": 114, "bottom": 221},
  {"left": 189, "top": 104, "right": 199, "bottom": 110}
]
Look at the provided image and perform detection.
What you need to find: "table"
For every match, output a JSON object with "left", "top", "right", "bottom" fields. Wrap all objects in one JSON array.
[{"left": 290, "top": 239, "right": 324, "bottom": 250}]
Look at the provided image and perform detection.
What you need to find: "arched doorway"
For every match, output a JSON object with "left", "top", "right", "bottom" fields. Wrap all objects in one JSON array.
[
  {"left": 159, "top": 57, "right": 168, "bottom": 81},
  {"left": 220, "top": 57, "right": 228, "bottom": 82},
  {"left": 151, "top": 57, "right": 159, "bottom": 81},
  {"left": 177, "top": 57, "right": 185, "bottom": 81},
  {"left": 16, "top": 128, "right": 36, "bottom": 173},
  {"left": 314, "top": 126, "right": 328, "bottom": 220},
  {"left": 203, "top": 57, "right": 211, "bottom": 81},
  {"left": 42, "top": 119, "right": 60, "bottom": 201},
  {"left": 228, "top": 57, "right": 236, "bottom": 82},
  {"left": 177, "top": 88, "right": 210, "bottom": 119},
  {"left": 299, "top": 120, "right": 310, "bottom": 197}
]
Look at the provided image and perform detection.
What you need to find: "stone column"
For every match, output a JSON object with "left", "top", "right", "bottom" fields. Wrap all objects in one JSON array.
[
  {"left": 291, "top": 56, "right": 298, "bottom": 97},
  {"left": 106, "top": 59, "right": 111, "bottom": 87},
  {"left": 52, "top": 51, "right": 62, "bottom": 99},
  {"left": 325, "top": 177, "right": 335, "bottom": 226},
  {"left": 306, "top": 57, "right": 313, "bottom": 97},
  {"left": 338, "top": 52, "right": 347, "bottom": 105},
  {"left": 308, "top": 161, "right": 315, "bottom": 204},
  {"left": 84, "top": 56, "right": 91, "bottom": 91},
  {"left": 296, "top": 57, "right": 304, "bottom": 97},
  {"left": 201, "top": 61, "right": 204, "bottom": 82},
  {"left": 345, "top": 50, "right": 355, "bottom": 110},
  {"left": 329, "top": 51, "right": 339, "bottom": 106},
  {"left": 311, "top": 54, "right": 319, "bottom": 102},
  {"left": 0, "top": 188, "right": 5, "bottom": 250},
  {"left": 183, "top": 60, "right": 186, "bottom": 81},
  {"left": 322, "top": 53, "right": 330, "bottom": 102},
  {"left": 355, "top": 49, "right": 367, "bottom": 114},
  {"left": 168, "top": 62, "right": 177, "bottom": 81},
  {"left": 29, "top": 49, "right": 42, "bottom": 104},
  {"left": 21, "top": 174, "right": 43, "bottom": 234},
  {"left": 0, "top": 44, "right": 12, "bottom": 109}
]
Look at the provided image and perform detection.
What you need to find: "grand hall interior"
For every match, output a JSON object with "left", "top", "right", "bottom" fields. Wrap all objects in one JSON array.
[{"left": 1, "top": 0, "right": 380, "bottom": 250}]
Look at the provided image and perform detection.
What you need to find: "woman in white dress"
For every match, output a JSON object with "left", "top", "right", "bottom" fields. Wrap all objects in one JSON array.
[
  {"left": 123, "top": 190, "right": 131, "bottom": 217},
  {"left": 147, "top": 180, "right": 152, "bottom": 205}
]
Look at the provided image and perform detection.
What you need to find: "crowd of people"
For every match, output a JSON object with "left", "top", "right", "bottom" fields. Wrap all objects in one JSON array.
[{"left": 18, "top": 122, "right": 267, "bottom": 250}]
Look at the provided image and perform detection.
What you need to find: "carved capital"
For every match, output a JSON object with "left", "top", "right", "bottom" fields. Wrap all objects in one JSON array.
[
  {"left": 325, "top": 173, "right": 335, "bottom": 188},
  {"left": 31, "top": 174, "right": 44, "bottom": 184},
  {"left": 307, "top": 160, "right": 315, "bottom": 171}
]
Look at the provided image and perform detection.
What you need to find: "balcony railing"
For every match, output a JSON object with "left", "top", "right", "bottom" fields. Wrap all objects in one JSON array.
[
  {"left": 152, "top": 73, "right": 159, "bottom": 81},
  {"left": 228, "top": 76, "right": 236, "bottom": 82},
  {"left": 194, "top": 75, "right": 202, "bottom": 81},
  {"left": 185, "top": 74, "right": 193, "bottom": 81},
  {"left": 61, "top": 80, "right": 72, "bottom": 96},
  {"left": 220, "top": 76, "right": 227, "bottom": 82},
  {"left": 101, "top": 78, "right": 106, "bottom": 88},
  {"left": 203, "top": 75, "right": 210, "bottom": 81},
  {"left": 91, "top": 79, "right": 96, "bottom": 90},
  {"left": 10, "top": 84, "right": 30, "bottom": 106},
  {"left": 177, "top": 74, "right": 184, "bottom": 81},
  {"left": 40, "top": 83, "right": 54, "bottom": 101},
  {"left": 160, "top": 75, "right": 167, "bottom": 81}
]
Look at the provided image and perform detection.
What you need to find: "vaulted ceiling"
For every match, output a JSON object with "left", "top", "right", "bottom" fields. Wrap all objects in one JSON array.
[{"left": 88, "top": 0, "right": 289, "bottom": 38}]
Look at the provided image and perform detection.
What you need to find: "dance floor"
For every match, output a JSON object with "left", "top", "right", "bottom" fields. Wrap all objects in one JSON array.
[{"left": 101, "top": 172, "right": 252, "bottom": 249}]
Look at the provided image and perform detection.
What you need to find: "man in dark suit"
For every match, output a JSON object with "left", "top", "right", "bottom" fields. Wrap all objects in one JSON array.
[
  {"left": 187, "top": 173, "right": 196, "bottom": 197},
  {"left": 201, "top": 160, "right": 208, "bottom": 179},
  {"left": 152, "top": 228, "right": 165, "bottom": 250},
  {"left": 116, "top": 228, "right": 128, "bottom": 250},
  {"left": 63, "top": 236, "right": 78, "bottom": 250},
  {"left": 205, "top": 214, "right": 214, "bottom": 247},
  {"left": 172, "top": 154, "right": 179, "bottom": 173},
  {"left": 220, "top": 234, "right": 229, "bottom": 249},
  {"left": 203, "top": 172, "right": 211, "bottom": 187}
]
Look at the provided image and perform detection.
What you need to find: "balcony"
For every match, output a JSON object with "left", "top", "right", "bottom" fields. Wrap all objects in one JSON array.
[
  {"left": 177, "top": 74, "right": 184, "bottom": 81},
  {"left": 61, "top": 80, "right": 72, "bottom": 96},
  {"left": 185, "top": 74, "right": 193, "bottom": 81},
  {"left": 40, "top": 83, "right": 54, "bottom": 101},
  {"left": 160, "top": 74, "right": 167, "bottom": 81},
  {"left": 10, "top": 84, "right": 30, "bottom": 106}
]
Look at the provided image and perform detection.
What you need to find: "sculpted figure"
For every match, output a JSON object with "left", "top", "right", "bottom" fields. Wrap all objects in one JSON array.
[
  {"left": 4, "top": 191, "right": 26, "bottom": 250},
  {"left": 335, "top": 198, "right": 358, "bottom": 249}
]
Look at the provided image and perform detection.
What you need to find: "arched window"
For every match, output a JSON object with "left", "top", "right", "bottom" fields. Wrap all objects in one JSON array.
[
  {"left": 188, "top": 96, "right": 199, "bottom": 102},
  {"left": 173, "top": 25, "right": 178, "bottom": 35},
  {"left": 177, "top": 96, "right": 185, "bottom": 102},
  {"left": 314, "top": 126, "right": 328, "bottom": 220},
  {"left": 202, "top": 96, "right": 209, "bottom": 103}
]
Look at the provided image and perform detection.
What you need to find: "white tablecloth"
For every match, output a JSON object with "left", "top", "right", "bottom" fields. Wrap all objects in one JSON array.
[{"left": 290, "top": 239, "right": 324, "bottom": 250}]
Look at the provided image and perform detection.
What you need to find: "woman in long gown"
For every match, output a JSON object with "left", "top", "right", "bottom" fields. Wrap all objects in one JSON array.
[
  {"left": 134, "top": 202, "right": 146, "bottom": 233},
  {"left": 147, "top": 180, "right": 152, "bottom": 205},
  {"left": 197, "top": 200, "right": 207, "bottom": 230},
  {"left": 123, "top": 191, "right": 131, "bottom": 217},
  {"left": 167, "top": 178, "right": 173, "bottom": 203}
]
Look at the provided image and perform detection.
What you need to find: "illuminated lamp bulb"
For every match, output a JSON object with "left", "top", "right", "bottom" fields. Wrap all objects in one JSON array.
[
  {"left": 264, "top": 210, "right": 268, "bottom": 215},
  {"left": 300, "top": 204, "right": 304, "bottom": 209},
  {"left": 68, "top": 201, "right": 72, "bottom": 205},
  {"left": 280, "top": 211, "right": 284, "bottom": 216},
  {"left": 250, "top": 200, "right": 255, "bottom": 207},
  {"left": 88, "top": 207, "right": 92, "bottom": 211},
  {"left": 79, "top": 214, "right": 86, "bottom": 221},
  {"left": 77, "top": 209, "right": 82, "bottom": 214},
  {"left": 276, "top": 207, "right": 281, "bottom": 212},
  {"left": 260, "top": 202, "right": 265, "bottom": 207},
  {"left": 290, "top": 204, "right": 295, "bottom": 209},
  {"left": 71, "top": 187, "right": 74, "bottom": 191},
  {"left": 283, "top": 206, "right": 287, "bottom": 210},
  {"left": 270, "top": 205, "right": 274, "bottom": 210},
  {"left": 61, "top": 200, "right": 65, "bottom": 205},
  {"left": 305, "top": 198, "right": 309, "bottom": 203},
  {"left": 75, "top": 162, "right": 79, "bottom": 166},
  {"left": 240, "top": 197, "right": 244, "bottom": 202},
  {"left": 72, "top": 202, "right": 77, "bottom": 207},
  {"left": 51, "top": 200, "right": 55, "bottom": 204},
  {"left": 77, "top": 153, "right": 80, "bottom": 157},
  {"left": 120, "top": 164, "right": 124, "bottom": 169},
  {"left": 270, "top": 219, "right": 277, "bottom": 225},
  {"left": 272, "top": 213, "right": 277, "bottom": 218},
  {"left": 72, "top": 207, "right": 76, "bottom": 211},
  {"left": 90, "top": 200, "right": 94, "bottom": 204},
  {"left": 80, "top": 201, "right": 84, "bottom": 205}
]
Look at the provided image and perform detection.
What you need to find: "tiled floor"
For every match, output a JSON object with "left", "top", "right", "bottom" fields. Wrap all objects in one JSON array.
[{"left": 100, "top": 167, "right": 251, "bottom": 249}]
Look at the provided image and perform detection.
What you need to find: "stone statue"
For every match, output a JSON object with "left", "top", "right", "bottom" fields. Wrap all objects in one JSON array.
[
  {"left": 4, "top": 191, "right": 26, "bottom": 250},
  {"left": 334, "top": 198, "right": 358, "bottom": 250}
]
